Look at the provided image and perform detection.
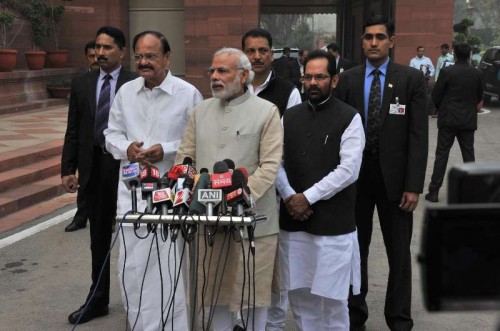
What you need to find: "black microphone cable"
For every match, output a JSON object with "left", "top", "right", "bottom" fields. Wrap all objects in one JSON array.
[
  {"left": 72, "top": 210, "right": 129, "bottom": 330},
  {"left": 206, "top": 230, "right": 232, "bottom": 330},
  {"left": 154, "top": 230, "right": 166, "bottom": 330},
  {"left": 131, "top": 232, "right": 157, "bottom": 331},
  {"left": 162, "top": 236, "right": 189, "bottom": 330},
  {"left": 237, "top": 230, "right": 248, "bottom": 331},
  {"left": 159, "top": 238, "right": 176, "bottom": 329}
]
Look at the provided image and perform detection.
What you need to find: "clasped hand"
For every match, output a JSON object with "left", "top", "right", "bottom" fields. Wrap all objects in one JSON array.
[
  {"left": 285, "top": 193, "right": 313, "bottom": 221},
  {"left": 127, "top": 141, "right": 164, "bottom": 166}
]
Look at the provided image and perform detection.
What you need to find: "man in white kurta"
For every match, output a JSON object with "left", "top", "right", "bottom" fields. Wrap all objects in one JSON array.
[
  {"left": 175, "top": 47, "right": 282, "bottom": 331},
  {"left": 104, "top": 31, "right": 202, "bottom": 331}
]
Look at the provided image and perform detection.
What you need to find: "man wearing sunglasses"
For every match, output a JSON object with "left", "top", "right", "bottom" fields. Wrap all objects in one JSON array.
[{"left": 335, "top": 16, "right": 428, "bottom": 331}]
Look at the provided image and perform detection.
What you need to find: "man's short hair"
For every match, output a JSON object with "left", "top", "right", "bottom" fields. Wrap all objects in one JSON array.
[
  {"left": 132, "top": 31, "right": 171, "bottom": 54},
  {"left": 441, "top": 43, "right": 450, "bottom": 50},
  {"left": 241, "top": 28, "right": 273, "bottom": 49},
  {"left": 283, "top": 46, "right": 291, "bottom": 54},
  {"left": 454, "top": 43, "right": 471, "bottom": 61},
  {"left": 304, "top": 50, "right": 336, "bottom": 77},
  {"left": 84, "top": 41, "right": 96, "bottom": 55},
  {"left": 363, "top": 15, "right": 395, "bottom": 37},
  {"left": 326, "top": 43, "right": 340, "bottom": 52},
  {"left": 96, "top": 26, "right": 126, "bottom": 49},
  {"left": 417, "top": 45, "right": 424, "bottom": 51}
]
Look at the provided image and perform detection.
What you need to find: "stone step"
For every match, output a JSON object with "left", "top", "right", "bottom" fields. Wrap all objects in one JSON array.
[
  {"left": 0, "top": 98, "right": 68, "bottom": 116},
  {"left": 0, "top": 156, "right": 61, "bottom": 193},
  {"left": 0, "top": 175, "right": 67, "bottom": 218},
  {"left": 0, "top": 139, "right": 63, "bottom": 173}
]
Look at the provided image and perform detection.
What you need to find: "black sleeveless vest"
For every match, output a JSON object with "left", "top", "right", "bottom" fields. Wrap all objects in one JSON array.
[
  {"left": 280, "top": 96, "right": 358, "bottom": 235},
  {"left": 257, "top": 71, "right": 295, "bottom": 117}
]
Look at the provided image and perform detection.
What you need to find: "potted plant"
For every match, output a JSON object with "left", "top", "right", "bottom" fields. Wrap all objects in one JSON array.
[
  {"left": 0, "top": 0, "right": 21, "bottom": 72},
  {"left": 47, "top": 78, "right": 71, "bottom": 98},
  {"left": 18, "top": 0, "right": 49, "bottom": 70},
  {"left": 45, "top": 0, "right": 67, "bottom": 68}
]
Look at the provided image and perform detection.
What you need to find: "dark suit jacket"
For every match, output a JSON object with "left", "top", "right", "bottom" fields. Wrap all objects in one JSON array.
[
  {"left": 289, "top": 58, "right": 302, "bottom": 89},
  {"left": 337, "top": 57, "right": 354, "bottom": 74},
  {"left": 61, "top": 68, "right": 138, "bottom": 190},
  {"left": 334, "top": 61, "right": 429, "bottom": 200},
  {"left": 432, "top": 61, "right": 483, "bottom": 131},
  {"left": 272, "top": 56, "right": 293, "bottom": 81}
]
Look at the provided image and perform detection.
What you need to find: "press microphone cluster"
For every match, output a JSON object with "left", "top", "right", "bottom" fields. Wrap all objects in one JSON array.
[{"left": 120, "top": 158, "right": 258, "bottom": 246}]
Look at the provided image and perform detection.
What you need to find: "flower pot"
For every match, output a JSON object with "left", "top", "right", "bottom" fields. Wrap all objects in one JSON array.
[
  {"left": 46, "top": 50, "right": 69, "bottom": 68},
  {"left": 25, "top": 51, "right": 47, "bottom": 70},
  {"left": 47, "top": 86, "right": 70, "bottom": 99},
  {"left": 0, "top": 49, "right": 17, "bottom": 72}
]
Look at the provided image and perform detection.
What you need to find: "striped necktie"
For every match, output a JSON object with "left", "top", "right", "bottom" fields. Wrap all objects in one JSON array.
[{"left": 94, "top": 74, "right": 112, "bottom": 147}]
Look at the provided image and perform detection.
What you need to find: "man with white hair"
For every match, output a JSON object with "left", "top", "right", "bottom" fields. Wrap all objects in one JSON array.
[{"left": 175, "top": 47, "right": 283, "bottom": 331}]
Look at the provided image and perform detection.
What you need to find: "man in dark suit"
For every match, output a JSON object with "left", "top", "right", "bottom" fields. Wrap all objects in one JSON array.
[
  {"left": 64, "top": 41, "right": 100, "bottom": 233},
  {"left": 425, "top": 43, "right": 483, "bottom": 203},
  {"left": 334, "top": 16, "right": 428, "bottom": 331},
  {"left": 327, "top": 42, "right": 354, "bottom": 74},
  {"left": 61, "top": 26, "right": 137, "bottom": 324}
]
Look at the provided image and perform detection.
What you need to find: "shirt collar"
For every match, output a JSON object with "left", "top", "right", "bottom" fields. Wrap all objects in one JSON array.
[
  {"left": 99, "top": 66, "right": 121, "bottom": 81},
  {"left": 365, "top": 57, "right": 389, "bottom": 78},
  {"left": 136, "top": 70, "right": 173, "bottom": 94},
  {"left": 218, "top": 89, "right": 252, "bottom": 107}
]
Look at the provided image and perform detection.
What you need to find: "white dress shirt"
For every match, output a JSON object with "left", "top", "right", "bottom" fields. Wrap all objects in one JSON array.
[{"left": 409, "top": 55, "right": 435, "bottom": 77}]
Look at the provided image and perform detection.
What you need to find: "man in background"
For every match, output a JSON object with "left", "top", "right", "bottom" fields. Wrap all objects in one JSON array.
[
  {"left": 327, "top": 42, "right": 354, "bottom": 74},
  {"left": 425, "top": 43, "right": 483, "bottom": 203},
  {"left": 409, "top": 46, "right": 435, "bottom": 116},
  {"left": 65, "top": 40, "right": 101, "bottom": 233},
  {"left": 242, "top": 29, "right": 302, "bottom": 116},
  {"left": 435, "top": 43, "right": 454, "bottom": 81},
  {"left": 335, "top": 16, "right": 428, "bottom": 331},
  {"left": 61, "top": 26, "right": 137, "bottom": 324}
]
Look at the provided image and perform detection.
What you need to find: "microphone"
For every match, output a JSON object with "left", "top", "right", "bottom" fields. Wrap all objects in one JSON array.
[
  {"left": 226, "top": 169, "right": 252, "bottom": 216},
  {"left": 223, "top": 158, "right": 235, "bottom": 172},
  {"left": 176, "top": 157, "right": 197, "bottom": 191},
  {"left": 173, "top": 177, "right": 194, "bottom": 215},
  {"left": 212, "top": 161, "right": 232, "bottom": 215},
  {"left": 229, "top": 168, "right": 255, "bottom": 255},
  {"left": 189, "top": 172, "right": 211, "bottom": 215},
  {"left": 140, "top": 165, "right": 161, "bottom": 214},
  {"left": 121, "top": 162, "right": 141, "bottom": 213}
]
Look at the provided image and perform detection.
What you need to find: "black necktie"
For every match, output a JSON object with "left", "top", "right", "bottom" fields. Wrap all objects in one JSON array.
[
  {"left": 94, "top": 74, "right": 112, "bottom": 147},
  {"left": 366, "top": 68, "right": 381, "bottom": 157}
]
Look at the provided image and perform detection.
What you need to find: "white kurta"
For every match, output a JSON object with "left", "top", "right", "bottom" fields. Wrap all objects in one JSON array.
[
  {"left": 275, "top": 114, "right": 365, "bottom": 300},
  {"left": 105, "top": 71, "right": 203, "bottom": 331}
]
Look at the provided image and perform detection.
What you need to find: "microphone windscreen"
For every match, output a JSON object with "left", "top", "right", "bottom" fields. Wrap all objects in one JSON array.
[
  {"left": 189, "top": 172, "right": 211, "bottom": 214},
  {"left": 200, "top": 168, "right": 209, "bottom": 174},
  {"left": 183, "top": 157, "right": 193, "bottom": 165},
  {"left": 213, "top": 161, "right": 229, "bottom": 174},
  {"left": 235, "top": 167, "right": 248, "bottom": 184},
  {"left": 232, "top": 169, "right": 246, "bottom": 186},
  {"left": 223, "top": 159, "right": 235, "bottom": 170}
]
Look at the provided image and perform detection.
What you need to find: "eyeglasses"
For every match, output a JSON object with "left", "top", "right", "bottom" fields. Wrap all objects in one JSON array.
[
  {"left": 361, "top": 33, "right": 389, "bottom": 41},
  {"left": 206, "top": 66, "right": 245, "bottom": 75},
  {"left": 134, "top": 53, "right": 159, "bottom": 62},
  {"left": 302, "top": 74, "right": 331, "bottom": 82},
  {"left": 244, "top": 48, "right": 271, "bottom": 56}
]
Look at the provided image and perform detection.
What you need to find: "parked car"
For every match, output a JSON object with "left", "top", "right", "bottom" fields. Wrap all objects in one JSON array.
[
  {"left": 478, "top": 46, "right": 500, "bottom": 104},
  {"left": 272, "top": 47, "right": 299, "bottom": 60}
]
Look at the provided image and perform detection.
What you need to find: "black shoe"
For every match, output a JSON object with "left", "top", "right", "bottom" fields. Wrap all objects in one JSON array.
[
  {"left": 68, "top": 304, "right": 108, "bottom": 324},
  {"left": 65, "top": 219, "right": 86, "bottom": 232},
  {"left": 425, "top": 191, "right": 439, "bottom": 203}
]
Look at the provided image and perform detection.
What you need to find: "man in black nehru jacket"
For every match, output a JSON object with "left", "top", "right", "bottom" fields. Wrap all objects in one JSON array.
[{"left": 275, "top": 50, "right": 365, "bottom": 330}]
